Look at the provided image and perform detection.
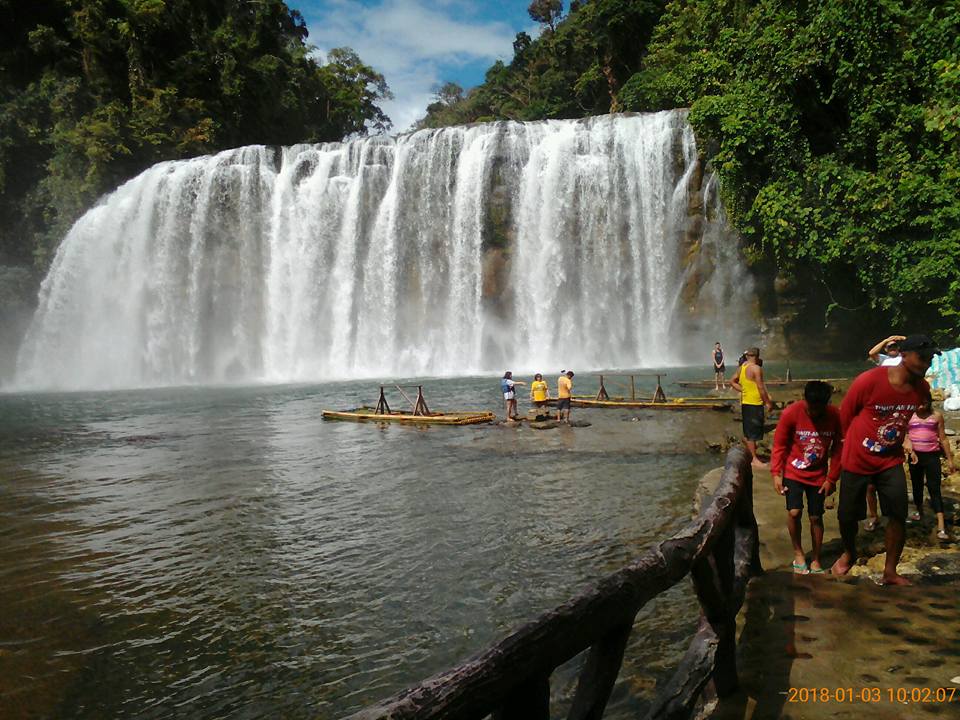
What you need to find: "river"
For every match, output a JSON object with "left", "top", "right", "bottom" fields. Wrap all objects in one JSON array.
[{"left": 0, "top": 364, "right": 859, "bottom": 718}]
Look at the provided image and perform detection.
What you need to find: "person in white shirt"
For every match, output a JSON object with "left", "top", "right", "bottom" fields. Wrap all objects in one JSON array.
[{"left": 867, "top": 334, "right": 905, "bottom": 367}]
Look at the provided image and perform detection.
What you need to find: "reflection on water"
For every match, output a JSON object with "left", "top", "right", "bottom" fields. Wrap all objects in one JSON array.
[{"left": 0, "top": 367, "right": 860, "bottom": 718}]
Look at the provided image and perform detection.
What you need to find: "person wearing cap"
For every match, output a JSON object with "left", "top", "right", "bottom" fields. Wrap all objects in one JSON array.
[
  {"left": 729, "top": 347, "right": 775, "bottom": 468},
  {"left": 861, "top": 335, "right": 908, "bottom": 527},
  {"left": 556, "top": 370, "right": 574, "bottom": 423},
  {"left": 868, "top": 334, "right": 906, "bottom": 366},
  {"left": 832, "top": 334, "right": 939, "bottom": 585}
]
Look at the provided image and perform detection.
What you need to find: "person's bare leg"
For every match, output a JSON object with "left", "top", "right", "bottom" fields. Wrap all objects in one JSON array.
[
  {"left": 808, "top": 516, "right": 824, "bottom": 570},
  {"left": 882, "top": 517, "right": 911, "bottom": 585},
  {"left": 746, "top": 439, "right": 768, "bottom": 468},
  {"left": 936, "top": 511, "right": 946, "bottom": 533},
  {"left": 831, "top": 518, "right": 859, "bottom": 575},
  {"left": 866, "top": 485, "right": 878, "bottom": 527},
  {"left": 787, "top": 509, "right": 805, "bottom": 566}
]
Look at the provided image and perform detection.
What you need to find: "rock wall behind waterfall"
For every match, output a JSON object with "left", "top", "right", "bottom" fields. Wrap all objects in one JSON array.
[{"left": 14, "top": 111, "right": 755, "bottom": 391}]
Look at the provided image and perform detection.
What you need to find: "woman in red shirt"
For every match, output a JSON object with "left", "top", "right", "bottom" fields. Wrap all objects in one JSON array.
[{"left": 771, "top": 381, "right": 842, "bottom": 573}]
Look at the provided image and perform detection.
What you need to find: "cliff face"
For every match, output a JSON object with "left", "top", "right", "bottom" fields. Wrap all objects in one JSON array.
[
  {"left": 757, "top": 269, "right": 887, "bottom": 361},
  {"left": 471, "top": 116, "right": 760, "bottom": 365}
]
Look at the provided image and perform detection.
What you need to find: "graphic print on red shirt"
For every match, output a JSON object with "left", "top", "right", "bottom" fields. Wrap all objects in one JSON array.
[
  {"left": 840, "top": 366, "right": 930, "bottom": 475},
  {"left": 770, "top": 401, "right": 842, "bottom": 486}
]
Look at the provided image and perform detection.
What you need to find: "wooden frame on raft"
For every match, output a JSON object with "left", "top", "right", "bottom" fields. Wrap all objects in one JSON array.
[
  {"left": 348, "top": 448, "right": 761, "bottom": 720},
  {"left": 594, "top": 374, "right": 671, "bottom": 403}
]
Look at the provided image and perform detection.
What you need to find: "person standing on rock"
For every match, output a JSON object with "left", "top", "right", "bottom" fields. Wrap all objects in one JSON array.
[
  {"left": 501, "top": 371, "right": 525, "bottom": 421},
  {"left": 771, "top": 381, "right": 842, "bottom": 574},
  {"left": 729, "top": 348, "right": 774, "bottom": 468},
  {"left": 530, "top": 373, "right": 549, "bottom": 412},
  {"left": 831, "top": 335, "right": 938, "bottom": 585},
  {"left": 903, "top": 394, "right": 955, "bottom": 540},
  {"left": 556, "top": 370, "right": 574, "bottom": 424},
  {"left": 713, "top": 342, "right": 726, "bottom": 390}
]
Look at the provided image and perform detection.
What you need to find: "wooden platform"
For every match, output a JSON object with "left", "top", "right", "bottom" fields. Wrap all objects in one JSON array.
[
  {"left": 677, "top": 378, "right": 847, "bottom": 389},
  {"left": 547, "top": 396, "right": 732, "bottom": 410},
  {"left": 322, "top": 408, "right": 496, "bottom": 425}
]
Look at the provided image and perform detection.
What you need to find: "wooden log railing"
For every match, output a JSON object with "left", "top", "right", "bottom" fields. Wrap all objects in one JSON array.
[{"left": 347, "top": 448, "right": 761, "bottom": 720}]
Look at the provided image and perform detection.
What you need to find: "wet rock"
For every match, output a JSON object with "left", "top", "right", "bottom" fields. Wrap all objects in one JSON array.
[{"left": 916, "top": 553, "right": 960, "bottom": 580}]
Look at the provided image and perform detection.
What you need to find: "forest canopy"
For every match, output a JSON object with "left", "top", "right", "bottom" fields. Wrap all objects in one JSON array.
[
  {"left": 419, "top": 0, "right": 960, "bottom": 341},
  {"left": 0, "top": 0, "right": 391, "bottom": 269}
]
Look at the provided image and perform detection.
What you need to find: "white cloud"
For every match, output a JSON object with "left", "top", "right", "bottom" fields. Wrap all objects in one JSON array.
[{"left": 304, "top": 0, "right": 520, "bottom": 133}]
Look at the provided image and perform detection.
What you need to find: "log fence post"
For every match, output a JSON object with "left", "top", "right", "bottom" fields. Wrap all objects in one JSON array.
[
  {"left": 493, "top": 675, "right": 551, "bottom": 720},
  {"left": 567, "top": 622, "right": 633, "bottom": 720}
]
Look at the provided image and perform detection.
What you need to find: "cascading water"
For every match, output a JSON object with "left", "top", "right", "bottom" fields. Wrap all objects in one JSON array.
[{"left": 14, "top": 111, "right": 753, "bottom": 391}]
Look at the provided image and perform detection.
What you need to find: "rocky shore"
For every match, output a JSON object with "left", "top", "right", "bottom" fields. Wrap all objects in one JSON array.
[{"left": 701, "top": 396, "right": 960, "bottom": 720}]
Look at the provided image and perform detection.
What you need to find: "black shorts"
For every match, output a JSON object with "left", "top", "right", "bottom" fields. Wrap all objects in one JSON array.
[
  {"left": 557, "top": 398, "right": 571, "bottom": 411},
  {"left": 838, "top": 465, "right": 908, "bottom": 523},
  {"left": 784, "top": 478, "right": 826, "bottom": 516},
  {"left": 741, "top": 404, "right": 765, "bottom": 441},
  {"left": 714, "top": 365, "right": 726, "bottom": 374}
]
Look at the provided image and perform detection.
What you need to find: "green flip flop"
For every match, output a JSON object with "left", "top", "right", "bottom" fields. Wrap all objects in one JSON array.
[{"left": 791, "top": 561, "right": 809, "bottom": 574}]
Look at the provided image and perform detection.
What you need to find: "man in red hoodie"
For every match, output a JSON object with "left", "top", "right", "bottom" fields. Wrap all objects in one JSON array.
[
  {"left": 831, "top": 335, "right": 939, "bottom": 585},
  {"left": 771, "top": 381, "right": 842, "bottom": 574}
]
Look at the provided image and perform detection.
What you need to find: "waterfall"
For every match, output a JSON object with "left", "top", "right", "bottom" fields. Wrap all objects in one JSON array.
[{"left": 14, "top": 111, "right": 753, "bottom": 391}]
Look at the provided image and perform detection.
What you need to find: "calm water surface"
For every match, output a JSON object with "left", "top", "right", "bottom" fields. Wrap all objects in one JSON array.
[{"left": 0, "top": 366, "right": 857, "bottom": 718}]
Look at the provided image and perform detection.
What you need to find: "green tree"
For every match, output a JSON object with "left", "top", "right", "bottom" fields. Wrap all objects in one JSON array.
[
  {"left": 0, "top": 0, "right": 391, "bottom": 270},
  {"left": 621, "top": 0, "right": 960, "bottom": 340},
  {"left": 528, "top": 0, "right": 564, "bottom": 30}
]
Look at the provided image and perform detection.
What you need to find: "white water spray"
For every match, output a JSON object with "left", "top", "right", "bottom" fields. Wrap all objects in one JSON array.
[{"left": 15, "top": 111, "right": 753, "bottom": 390}]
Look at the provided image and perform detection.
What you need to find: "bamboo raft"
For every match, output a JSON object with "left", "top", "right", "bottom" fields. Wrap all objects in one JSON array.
[
  {"left": 322, "top": 385, "right": 495, "bottom": 426},
  {"left": 548, "top": 396, "right": 732, "bottom": 411},
  {"left": 545, "top": 374, "right": 734, "bottom": 410},
  {"left": 677, "top": 377, "right": 847, "bottom": 389},
  {"left": 322, "top": 408, "right": 496, "bottom": 425}
]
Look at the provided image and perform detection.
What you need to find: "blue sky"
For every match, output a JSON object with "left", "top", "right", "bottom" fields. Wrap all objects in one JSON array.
[{"left": 297, "top": 0, "right": 539, "bottom": 133}]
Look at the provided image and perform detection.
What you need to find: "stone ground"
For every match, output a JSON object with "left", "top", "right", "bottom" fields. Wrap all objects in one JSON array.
[{"left": 708, "top": 462, "right": 960, "bottom": 720}]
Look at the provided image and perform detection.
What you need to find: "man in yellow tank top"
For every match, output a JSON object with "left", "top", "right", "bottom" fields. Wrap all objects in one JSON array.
[
  {"left": 730, "top": 347, "right": 774, "bottom": 468},
  {"left": 556, "top": 370, "right": 574, "bottom": 423}
]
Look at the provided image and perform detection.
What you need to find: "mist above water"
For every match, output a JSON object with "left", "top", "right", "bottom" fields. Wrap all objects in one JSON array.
[{"left": 15, "top": 111, "right": 752, "bottom": 391}]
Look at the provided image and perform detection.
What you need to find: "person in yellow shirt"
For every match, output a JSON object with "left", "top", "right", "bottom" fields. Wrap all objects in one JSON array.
[
  {"left": 556, "top": 370, "right": 574, "bottom": 423},
  {"left": 530, "top": 373, "right": 548, "bottom": 410},
  {"left": 729, "top": 347, "right": 774, "bottom": 467}
]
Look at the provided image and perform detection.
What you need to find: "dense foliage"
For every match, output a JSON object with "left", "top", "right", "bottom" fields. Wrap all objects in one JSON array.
[
  {"left": 416, "top": 0, "right": 666, "bottom": 128},
  {"left": 421, "top": 0, "right": 960, "bottom": 341},
  {"left": 0, "top": 0, "right": 391, "bottom": 269}
]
